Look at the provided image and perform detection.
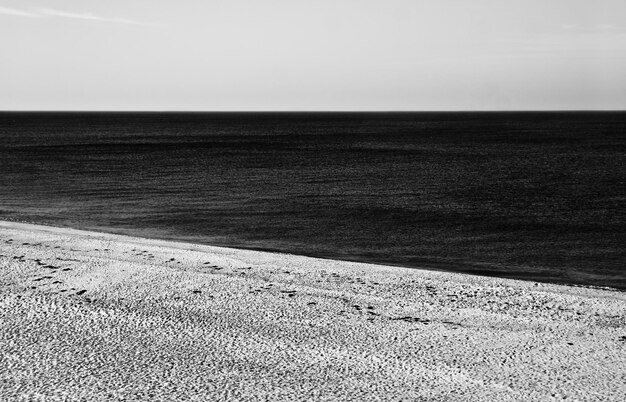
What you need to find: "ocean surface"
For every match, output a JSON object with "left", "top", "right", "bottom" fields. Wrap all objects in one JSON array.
[{"left": 0, "top": 112, "right": 624, "bottom": 289}]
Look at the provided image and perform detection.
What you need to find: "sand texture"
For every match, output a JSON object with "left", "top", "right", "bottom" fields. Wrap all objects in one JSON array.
[{"left": 1, "top": 221, "right": 625, "bottom": 401}]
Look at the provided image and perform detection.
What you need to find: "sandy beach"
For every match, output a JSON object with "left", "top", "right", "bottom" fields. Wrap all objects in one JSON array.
[{"left": 0, "top": 221, "right": 624, "bottom": 401}]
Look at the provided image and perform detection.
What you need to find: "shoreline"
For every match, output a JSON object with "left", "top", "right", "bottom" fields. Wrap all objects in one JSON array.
[
  {"left": 3, "top": 217, "right": 621, "bottom": 292},
  {"left": 1, "top": 220, "right": 625, "bottom": 400}
]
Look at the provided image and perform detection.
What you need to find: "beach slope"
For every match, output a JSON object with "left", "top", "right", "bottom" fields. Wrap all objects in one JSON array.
[{"left": 1, "top": 221, "right": 625, "bottom": 400}]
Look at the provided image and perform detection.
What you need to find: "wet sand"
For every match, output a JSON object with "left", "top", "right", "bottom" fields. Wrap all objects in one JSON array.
[{"left": 1, "top": 221, "right": 625, "bottom": 400}]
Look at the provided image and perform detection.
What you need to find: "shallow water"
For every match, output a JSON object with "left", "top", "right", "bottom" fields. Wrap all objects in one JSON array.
[{"left": 1, "top": 112, "right": 624, "bottom": 289}]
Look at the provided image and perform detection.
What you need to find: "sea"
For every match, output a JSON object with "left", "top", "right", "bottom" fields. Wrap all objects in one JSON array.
[{"left": 0, "top": 112, "right": 624, "bottom": 289}]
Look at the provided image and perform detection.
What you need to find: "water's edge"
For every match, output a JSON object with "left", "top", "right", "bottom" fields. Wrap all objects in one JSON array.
[{"left": 5, "top": 216, "right": 622, "bottom": 292}]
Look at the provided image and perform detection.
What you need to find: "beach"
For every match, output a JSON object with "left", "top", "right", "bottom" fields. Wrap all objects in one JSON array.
[{"left": 1, "top": 221, "right": 625, "bottom": 401}]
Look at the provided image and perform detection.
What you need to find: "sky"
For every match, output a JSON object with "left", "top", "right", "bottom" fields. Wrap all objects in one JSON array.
[{"left": 1, "top": 0, "right": 625, "bottom": 111}]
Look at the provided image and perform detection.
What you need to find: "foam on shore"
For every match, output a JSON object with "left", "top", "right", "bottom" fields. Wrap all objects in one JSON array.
[{"left": 1, "top": 221, "right": 625, "bottom": 400}]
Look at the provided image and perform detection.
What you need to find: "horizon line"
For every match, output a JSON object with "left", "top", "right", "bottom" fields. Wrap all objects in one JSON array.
[{"left": 1, "top": 109, "right": 625, "bottom": 113}]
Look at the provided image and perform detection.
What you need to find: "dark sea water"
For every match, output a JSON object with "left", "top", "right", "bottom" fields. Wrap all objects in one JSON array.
[{"left": 1, "top": 112, "right": 624, "bottom": 289}]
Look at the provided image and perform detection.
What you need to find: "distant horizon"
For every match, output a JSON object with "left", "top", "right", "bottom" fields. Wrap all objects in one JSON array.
[{"left": 1, "top": 109, "right": 625, "bottom": 113}]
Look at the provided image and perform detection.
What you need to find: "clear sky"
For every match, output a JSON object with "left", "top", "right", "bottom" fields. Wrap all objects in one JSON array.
[{"left": 1, "top": 0, "right": 624, "bottom": 111}]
